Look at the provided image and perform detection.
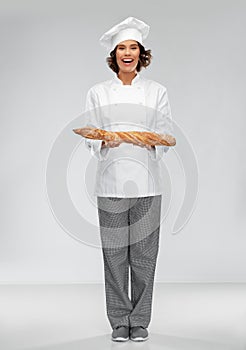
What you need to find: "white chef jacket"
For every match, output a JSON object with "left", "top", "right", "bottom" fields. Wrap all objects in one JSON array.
[{"left": 83, "top": 72, "right": 174, "bottom": 198}]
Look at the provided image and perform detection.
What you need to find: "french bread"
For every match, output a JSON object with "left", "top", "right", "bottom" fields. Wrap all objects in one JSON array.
[{"left": 73, "top": 126, "right": 176, "bottom": 147}]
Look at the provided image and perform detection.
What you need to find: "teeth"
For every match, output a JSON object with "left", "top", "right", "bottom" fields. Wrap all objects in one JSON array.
[{"left": 123, "top": 59, "right": 133, "bottom": 62}]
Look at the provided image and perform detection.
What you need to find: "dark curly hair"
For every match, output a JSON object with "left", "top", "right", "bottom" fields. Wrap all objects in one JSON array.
[{"left": 106, "top": 42, "right": 152, "bottom": 73}]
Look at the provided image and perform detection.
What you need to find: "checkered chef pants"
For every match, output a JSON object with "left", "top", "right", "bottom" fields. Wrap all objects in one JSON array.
[{"left": 97, "top": 195, "right": 162, "bottom": 329}]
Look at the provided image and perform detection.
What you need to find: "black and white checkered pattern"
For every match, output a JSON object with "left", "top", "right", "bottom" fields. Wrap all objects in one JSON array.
[{"left": 97, "top": 195, "right": 162, "bottom": 329}]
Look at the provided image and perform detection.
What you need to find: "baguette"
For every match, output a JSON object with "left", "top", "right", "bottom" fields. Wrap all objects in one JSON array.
[{"left": 73, "top": 126, "right": 176, "bottom": 147}]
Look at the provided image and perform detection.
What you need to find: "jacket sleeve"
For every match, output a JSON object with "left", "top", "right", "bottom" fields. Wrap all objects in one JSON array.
[
  {"left": 149, "top": 86, "right": 174, "bottom": 161},
  {"left": 83, "top": 88, "right": 110, "bottom": 161}
]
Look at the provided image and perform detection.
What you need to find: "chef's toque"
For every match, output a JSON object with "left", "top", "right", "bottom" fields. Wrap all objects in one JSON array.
[{"left": 99, "top": 16, "right": 150, "bottom": 52}]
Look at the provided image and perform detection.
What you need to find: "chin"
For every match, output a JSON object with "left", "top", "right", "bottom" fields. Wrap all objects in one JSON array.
[{"left": 120, "top": 67, "right": 137, "bottom": 73}]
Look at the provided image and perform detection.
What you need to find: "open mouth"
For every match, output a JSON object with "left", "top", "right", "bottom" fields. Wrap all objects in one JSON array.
[{"left": 122, "top": 58, "right": 134, "bottom": 64}]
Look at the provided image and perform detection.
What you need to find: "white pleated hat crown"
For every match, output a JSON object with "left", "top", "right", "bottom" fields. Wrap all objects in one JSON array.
[{"left": 99, "top": 16, "right": 150, "bottom": 52}]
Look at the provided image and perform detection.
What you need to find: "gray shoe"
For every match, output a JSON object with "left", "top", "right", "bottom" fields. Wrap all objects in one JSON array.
[
  {"left": 111, "top": 326, "right": 129, "bottom": 342},
  {"left": 130, "top": 326, "right": 149, "bottom": 341}
]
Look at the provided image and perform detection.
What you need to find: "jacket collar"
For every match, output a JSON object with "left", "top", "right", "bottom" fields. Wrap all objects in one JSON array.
[{"left": 113, "top": 72, "right": 140, "bottom": 85}]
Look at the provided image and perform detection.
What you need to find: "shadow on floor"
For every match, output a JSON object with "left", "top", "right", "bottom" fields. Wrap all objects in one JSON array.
[{"left": 22, "top": 332, "right": 239, "bottom": 350}]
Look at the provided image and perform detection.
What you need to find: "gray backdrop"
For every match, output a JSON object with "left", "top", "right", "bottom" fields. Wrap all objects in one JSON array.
[{"left": 1, "top": 0, "right": 245, "bottom": 283}]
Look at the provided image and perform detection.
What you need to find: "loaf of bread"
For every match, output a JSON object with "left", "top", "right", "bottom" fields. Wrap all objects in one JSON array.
[{"left": 73, "top": 126, "right": 176, "bottom": 147}]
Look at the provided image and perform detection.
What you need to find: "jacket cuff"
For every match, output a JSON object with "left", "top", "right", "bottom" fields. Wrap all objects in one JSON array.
[
  {"left": 148, "top": 145, "right": 169, "bottom": 161},
  {"left": 84, "top": 139, "right": 110, "bottom": 161}
]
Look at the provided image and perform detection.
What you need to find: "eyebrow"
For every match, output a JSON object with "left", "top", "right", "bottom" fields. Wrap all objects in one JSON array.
[{"left": 117, "top": 43, "right": 138, "bottom": 47}]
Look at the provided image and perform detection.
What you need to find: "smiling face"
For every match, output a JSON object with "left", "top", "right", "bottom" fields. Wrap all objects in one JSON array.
[{"left": 115, "top": 40, "right": 140, "bottom": 74}]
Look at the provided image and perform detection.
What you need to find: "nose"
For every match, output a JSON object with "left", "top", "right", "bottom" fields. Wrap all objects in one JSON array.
[{"left": 125, "top": 47, "right": 131, "bottom": 55}]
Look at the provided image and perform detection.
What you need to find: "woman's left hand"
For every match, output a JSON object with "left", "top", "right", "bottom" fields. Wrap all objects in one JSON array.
[
  {"left": 136, "top": 143, "right": 154, "bottom": 151},
  {"left": 146, "top": 145, "right": 154, "bottom": 151}
]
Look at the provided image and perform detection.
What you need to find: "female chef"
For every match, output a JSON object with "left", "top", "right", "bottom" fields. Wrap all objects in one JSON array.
[{"left": 84, "top": 17, "right": 174, "bottom": 342}]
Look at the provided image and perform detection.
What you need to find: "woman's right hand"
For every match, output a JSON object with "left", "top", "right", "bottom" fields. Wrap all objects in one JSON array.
[{"left": 102, "top": 140, "right": 122, "bottom": 148}]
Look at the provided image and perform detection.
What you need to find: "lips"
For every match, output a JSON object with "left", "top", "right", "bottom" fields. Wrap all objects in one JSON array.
[{"left": 122, "top": 58, "right": 134, "bottom": 64}]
